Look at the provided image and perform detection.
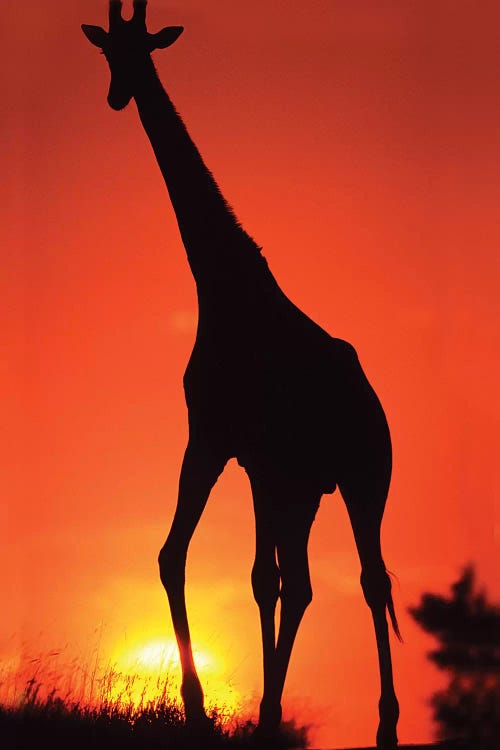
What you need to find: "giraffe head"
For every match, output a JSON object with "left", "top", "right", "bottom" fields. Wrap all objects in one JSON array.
[{"left": 82, "top": 1, "right": 183, "bottom": 111}]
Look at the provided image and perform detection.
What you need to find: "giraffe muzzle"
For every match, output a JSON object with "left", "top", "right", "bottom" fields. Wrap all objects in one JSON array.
[{"left": 107, "top": 79, "right": 132, "bottom": 111}]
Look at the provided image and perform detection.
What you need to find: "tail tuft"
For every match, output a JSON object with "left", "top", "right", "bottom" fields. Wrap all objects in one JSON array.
[{"left": 386, "top": 569, "right": 403, "bottom": 642}]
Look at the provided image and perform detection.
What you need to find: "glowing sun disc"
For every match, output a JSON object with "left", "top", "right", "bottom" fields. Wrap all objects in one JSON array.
[{"left": 110, "top": 637, "right": 241, "bottom": 717}]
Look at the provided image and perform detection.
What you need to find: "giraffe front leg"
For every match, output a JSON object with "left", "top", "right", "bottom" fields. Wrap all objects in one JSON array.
[
  {"left": 251, "top": 550, "right": 281, "bottom": 734},
  {"left": 158, "top": 440, "right": 226, "bottom": 726},
  {"left": 249, "top": 477, "right": 281, "bottom": 734},
  {"left": 254, "top": 486, "right": 320, "bottom": 738},
  {"left": 271, "top": 509, "right": 316, "bottom": 724}
]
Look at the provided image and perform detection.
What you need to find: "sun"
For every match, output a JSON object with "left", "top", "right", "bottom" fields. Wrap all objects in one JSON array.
[
  {"left": 119, "top": 639, "right": 183, "bottom": 671},
  {"left": 108, "top": 636, "right": 241, "bottom": 719}
]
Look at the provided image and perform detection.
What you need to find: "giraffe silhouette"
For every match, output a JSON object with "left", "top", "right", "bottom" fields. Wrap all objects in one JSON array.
[{"left": 82, "top": 3, "right": 401, "bottom": 748}]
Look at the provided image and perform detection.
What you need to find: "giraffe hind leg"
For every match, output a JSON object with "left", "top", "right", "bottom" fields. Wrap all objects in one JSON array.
[{"left": 340, "top": 473, "right": 400, "bottom": 750}]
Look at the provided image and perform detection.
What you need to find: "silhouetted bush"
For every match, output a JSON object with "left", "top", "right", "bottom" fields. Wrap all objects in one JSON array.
[{"left": 409, "top": 566, "right": 500, "bottom": 749}]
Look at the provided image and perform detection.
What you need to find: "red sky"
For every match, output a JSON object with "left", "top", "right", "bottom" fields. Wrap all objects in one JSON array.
[{"left": 2, "top": 1, "right": 499, "bottom": 747}]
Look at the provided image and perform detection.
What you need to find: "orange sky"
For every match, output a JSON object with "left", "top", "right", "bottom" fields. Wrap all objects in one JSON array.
[{"left": 2, "top": 1, "right": 500, "bottom": 747}]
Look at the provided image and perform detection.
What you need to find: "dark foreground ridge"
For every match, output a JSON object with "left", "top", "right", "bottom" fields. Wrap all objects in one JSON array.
[
  {"left": 335, "top": 744, "right": 478, "bottom": 750},
  {"left": 0, "top": 699, "right": 483, "bottom": 750},
  {"left": 335, "top": 743, "right": 474, "bottom": 750},
  {"left": 0, "top": 700, "right": 308, "bottom": 750}
]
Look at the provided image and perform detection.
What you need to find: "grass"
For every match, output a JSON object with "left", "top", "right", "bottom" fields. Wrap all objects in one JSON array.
[{"left": 0, "top": 651, "right": 309, "bottom": 750}]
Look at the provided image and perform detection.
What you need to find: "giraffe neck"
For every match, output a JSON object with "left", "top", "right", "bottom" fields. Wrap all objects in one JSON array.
[{"left": 132, "top": 57, "right": 262, "bottom": 286}]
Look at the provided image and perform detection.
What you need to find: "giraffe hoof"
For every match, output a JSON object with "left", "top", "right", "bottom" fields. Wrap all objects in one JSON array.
[
  {"left": 253, "top": 723, "right": 278, "bottom": 740},
  {"left": 185, "top": 710, "right": 214, "bottom": 736},
  {"left": 257, "top": 698, "right": 282, "bottom": 736},
  {"left": 252, "top": 725, "right": 280, "bottom": 749},
  {"left": 376, "top": 725, "right": 398, "bottom": 750},
  {"left": 181, "top": 674, "right": 212, "bottom": 734}
]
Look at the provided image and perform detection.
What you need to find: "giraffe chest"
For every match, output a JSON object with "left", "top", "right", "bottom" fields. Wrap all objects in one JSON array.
[
  {"left": 183, "top": 333, "right": 344, "bottom": 451},
  {"left": 183, "top": 338, "right": 263, "bottom": 415}
]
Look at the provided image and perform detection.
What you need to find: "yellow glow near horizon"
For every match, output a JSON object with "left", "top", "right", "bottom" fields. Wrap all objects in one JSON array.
[{"left": 109, "top": 637, "right": 241, "bottom": 719}]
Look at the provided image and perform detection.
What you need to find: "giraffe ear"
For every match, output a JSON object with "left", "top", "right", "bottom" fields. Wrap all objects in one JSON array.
[
  {"left": 148, "top": 26, "right": 184, "bottom": 51},
  {"left": 81, "top": 24, "right": 108, "bottom": 49}
]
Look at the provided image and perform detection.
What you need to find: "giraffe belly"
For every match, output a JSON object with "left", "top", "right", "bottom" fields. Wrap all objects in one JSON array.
[
  {"left": 233, "top": 341, "right": 382, "bottom": 495},
  {"left": 233, "top": 384, "right": 343, "bottom": 495},
  {"left": 235, "top": 433, "right": 339, "bottom": 495}
]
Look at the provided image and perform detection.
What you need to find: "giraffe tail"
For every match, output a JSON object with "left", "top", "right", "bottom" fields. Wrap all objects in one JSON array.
[{"left": 386, "top": 568, "right": 403, "bottom": 642}]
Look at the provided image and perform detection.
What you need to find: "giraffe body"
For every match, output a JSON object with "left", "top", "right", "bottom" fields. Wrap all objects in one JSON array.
[
  {"left": 186, "top": 278, "right": 386, "bottom": 497},
  {"left": 82, "top": 4, "right": 400, "bottom": 748}
]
